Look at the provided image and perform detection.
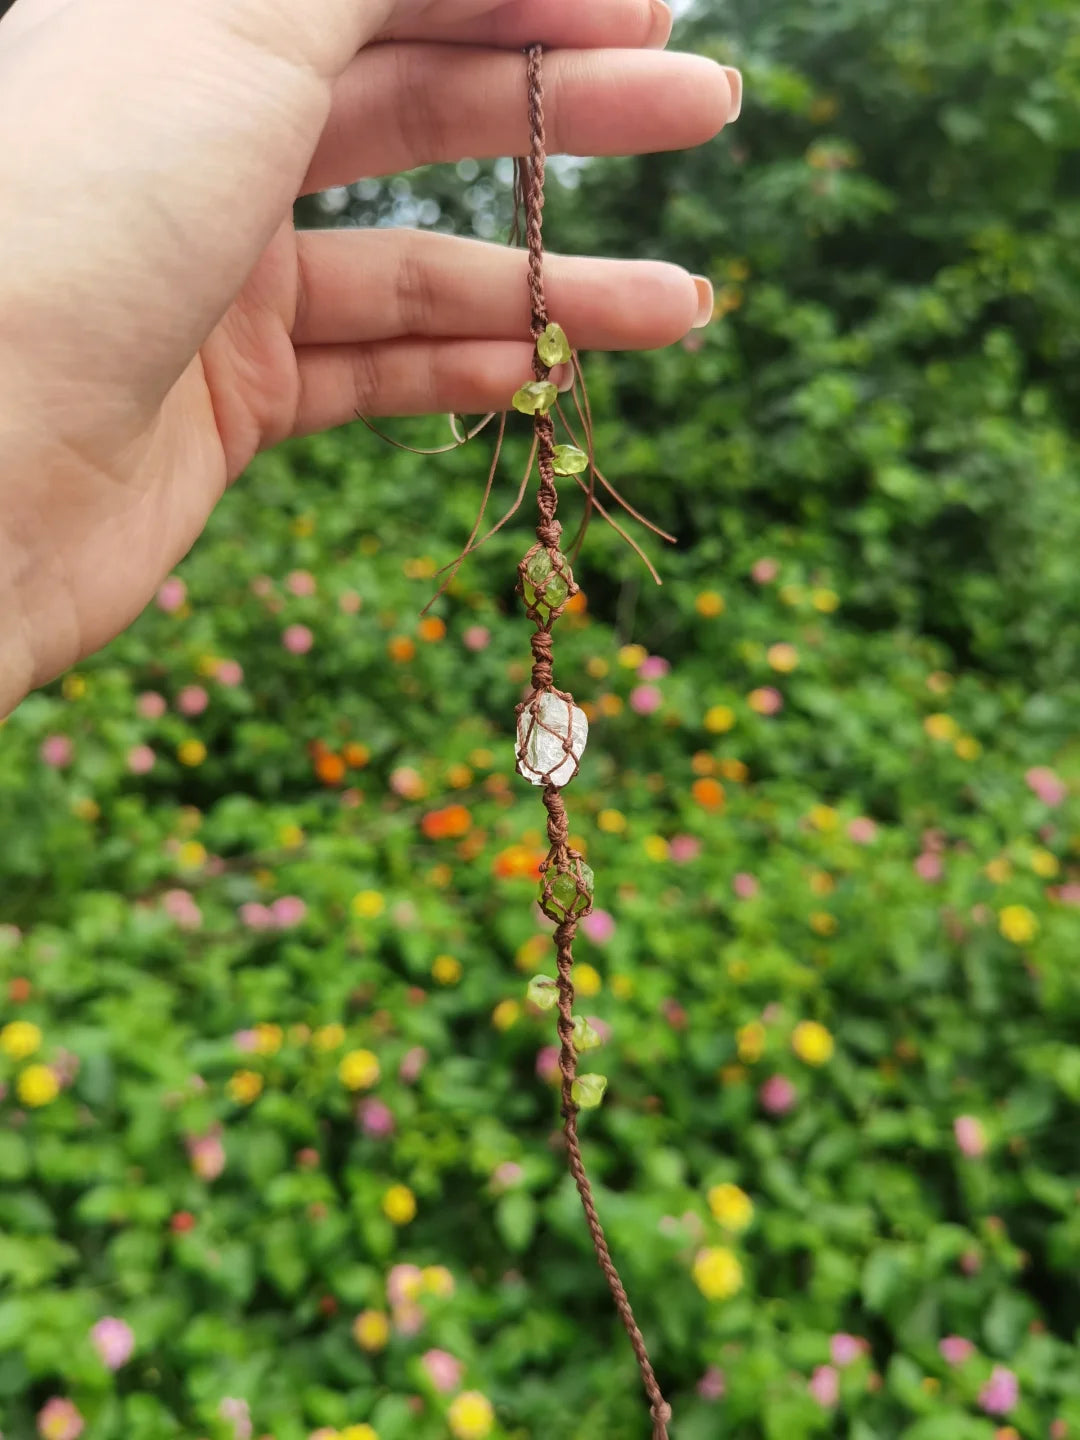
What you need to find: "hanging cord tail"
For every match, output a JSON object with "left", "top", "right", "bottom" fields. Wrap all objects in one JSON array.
[{"left": 521, "top": 40, "right": 672, "bottom": 1440}]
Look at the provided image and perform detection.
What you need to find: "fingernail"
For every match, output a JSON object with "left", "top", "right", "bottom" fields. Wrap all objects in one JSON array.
[
  {"left": 555, "top": 364, "right": 576, "bottom": 393},
  {"left": 723, "top": 66, "right": 743, "bottom": 123},
  {"left": 646, "top": 0, "right": 673, "bottom": 49},
  {"left": 692, "top": 276, "right": 714, "bottom": 329}
]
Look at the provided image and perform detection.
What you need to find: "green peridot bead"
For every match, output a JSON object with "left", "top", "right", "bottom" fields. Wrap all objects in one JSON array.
[
  {"left": 552, "top": 444, "right": 588, "bottom": 477},
  {"left": 571, "top": 1073, "right": 608, "bottom": 1109},
  {"left": 572, "top": 1016, "right": 603, "bottom": 1052},
  {"left": 512, "top": 381, "right": 559, "bottom": 417},
  {"left": 542, "top": 863, "right": 594, "bottom": 921},
  {"left": 537, "top": 322, "right": 572, "bottom": 368},
  {"left": 526, "top": 975, "right": 559, "bottom": 1011}
]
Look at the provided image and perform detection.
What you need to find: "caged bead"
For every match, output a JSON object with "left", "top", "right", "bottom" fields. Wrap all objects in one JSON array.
[
  {"left": 540, "top": 862, "right": 594, "bottom": 919},
  {"left": 517, "top": 693, "right": 589, "bottom": 788},
  {"left": 552, "top": 444, "right": 589, "bottom": 476},
  {"left": 526, "top": 975, "right": 560, "bottom": 1011},
  {"left": 536, "top": 322, "right": 572, "bottom": 368},
  {"left": 512, "top": 380, "right": 559, "bottom": 416},
  {"left": 571, "top": 1073, "right": 608, "bottom": 1109},
  {"left": 522, "top": 548, "right": 570, "bottom": 619}
]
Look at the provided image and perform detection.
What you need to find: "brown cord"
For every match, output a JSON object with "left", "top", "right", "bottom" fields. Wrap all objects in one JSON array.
[{"left": 518, "top": 43, "right": 672, "bottom": 1440}]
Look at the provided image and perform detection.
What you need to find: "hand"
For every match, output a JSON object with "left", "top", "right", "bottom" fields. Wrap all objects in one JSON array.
[{"left": 0, "top": 0, "right": 739, "bottom": 713}]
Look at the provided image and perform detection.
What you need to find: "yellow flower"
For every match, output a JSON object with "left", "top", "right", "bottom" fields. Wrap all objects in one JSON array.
[
  {"left": 736, "top": 1020, "right": 765, "bottom": 1064},
  {"left": 352, "top": 890, "right": 385, "bottom": 919},
  {"left": 704, "top": 704, "right": 736, "bottom": 734},
  {"left": 586, "top": 657, "right": 610, "bottom": 679},
  {"left": 313, "top": 1023, "right": 346, "bottom": 1052},
  {"left": 809, "top": 804, "right": 839, "bottom": 832},
  {"left": 448, "top": 1392, "right": 495, "bottom": 1440},
  {"left": 62, "top": 673, "right": 87, "bottom": 700},
  {"left": 809, "top": 911, "right": 837, "bottom": 936},
  {"left": 71, "top": 798, "right": 100, "bottom": 822},
  {"left": 341, "top": 1428, "right": 378, "bottom": 1440},
  {"left": 177, "top": 840, "right": 207, "bottom": 870},
  {"left": 727, "top": 960, "right": 750, "bottom": 983},
  {"left": 692, "top": 1246, "right": 743, "bottom": 1300},
  {"left": 985, "top": 857, "right": 1012, "bottom": 884},
  {"left": 254, "top": 1023, "right": 283, "bottom": 1056},
  {"left": 707, "top": 1183, "right": 754, "bottom": 1233},
  {"left": 575, "top": 964, "right": 602, "bottom": 998},
  {"left": 382, "top": 1184, "right": 417, "bottom": 1225},
  {"left": 1, "top": 1020, "right": 42, "bottom": 1060},
  {"left": 278, "top": 823, "right": 305, "bottom": 849},
  {"left": 177, "top": 740, "right": 207, "bottom": 767},
  {"left": 446, "top": 763, "right": 473, "bottom": 789},
  {"left": 779, "top": 583, "right": 804, "bottom": 607},
  {"left": 809, "top": 871, "right": 835, "bottom": 896},
  {"left": 597, "top": 809, "right": 627, "bottom": 835},
  {"left": 811, "top": 588, "right": 839, "bottom": 613},
  {"left": 515, "top": 934, "right": 549, "bottom": 974},
  {"left": 195, "top": 653, "right": 221, "bottom": 678},
  {"left": 352, "top": 1309, "right": 390, "bottom": 1352},
  {"left": 17, "top": 1064, "right": 59, "bottom": 1108},
  {"left": 999, "top": 905, "right": 1038, "bottom": 945},
  {"left": 719, "top": 757, "right": 749, "bottom": 782},
  {"left": 432, "top": 955, "right": 463, "bottom": 985},
  {"left": 421, "top": 1265, "right": 455, "bottom": 1297},
  {"left": 227, "top": 1070, "right": 263, "bottom": 1105},
  {"left": 492, "top": 1000, "right": 520, "bottom": 1031},
  {"left": 340, "top": 1049, "right": 380, "bottom": 1090},
  {"left": 955, "top": 736, "right": 981, "bottom": 761},
  {"left": 719, "top": 1064, "right": 746, "bottom": 1086},
  {"left": 611, "top": 975, "right": 635, "bottom": 1000},
  {"left": 792, "top": 1021, "right": 834, "bottom": 1066},
  {"left": 926, "top": 670, "right": 952, "bottom": 695},
  {"left": 695, "top": 591, "right": 726, "bottom": 618},
  {"left": 469, "top": 748, "right": 494, "bottom": 769},
  {"left": 924, "top": 713, "right": 957, "bottom": 742},
  {"left": 1031, "top": 848, "right": 1060, "bottom": 879},
  {"left": 643, "top": 835, "right": 669, "bottom": 862},
  {"left": 767, "top": 642, "right": 799, "bottom": 673},
  {"left": 617, "top": 644, "right": 648, "bottom": 670}
]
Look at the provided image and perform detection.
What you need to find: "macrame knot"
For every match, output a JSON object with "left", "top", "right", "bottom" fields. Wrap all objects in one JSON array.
[
  {"left": 529, "top": 629, "right": 554, "bottom": 691},
  {"left": 651, "top": 1400, "right": 673, "bottom": 1439}
]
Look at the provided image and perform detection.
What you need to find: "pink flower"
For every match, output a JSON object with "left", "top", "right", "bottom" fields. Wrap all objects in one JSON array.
[
  {"left": 938, "top": 1336, "right": 975, "bottom": 1366},
  {"left": 271, "top": 895, "right": 307, "bottom": 929},
  {"left": 339, "top": 590, "right": 362, "bottom": 614},
  {"left": 1055, "top": 883, "right": 1080, "bottom": 907},
  {"left": 89, "top": 1316, "right": 135, "bottom": 1371},
  {"left": 218, "top": 1397, "right": 252, "bottom": 1440},
  {"left": 979, "top": 1366, "right": 1018, "bottom": 1416},
  {"left": 630, "top": 684, "right": 663, "bottom": 715},
  {"left": 421, "top": 1348, "right": 463, "bottom": 1394},
  {"left": 752, "top": 557, "right": 779, "bottom": 584},
  {"left": 638, "top": 656, "right": 670, "bottom": 680},
  {"left": 492, "top": 1161, "right": 525, "bottom": 1191},
  {"left": 1026, "top": 766, "right": 1067, "bottom": 807},
  {"left": 463, "top": 625, "right": 491, "bottom": 652},
  {"left": 233, "top": 1030, "right": 258, "bottom": 1053},
  {"left": 357, "top": 1098, "right": 395, "bottom": 1137},
  {"left": 177, "top": 685, "right": 209, "bottom": 716},
  {"left": 156, "top": 577, "right": 187, "bottom": 613},
  {"left": 162, "top": 890, "right": 202, "bottom": 930},
  {"left": 847, "top": 817, "right": 877, "bottom": 845},
  {"left": 389, "top": 766, "right": 423, "bottom": 798},
  {"left": 393, "top": 1301, "right": 424, "bottom": 1335},
  {"left": 808, "top": 1365, "right": 839, "bottom": 1407},
  {"left": 216, "top": 660, "right": 244, "bottom": 687},
  {"left": 960, "top": 1249, "right": 982, "bottom": 1275},
  {"left": 830, "top": 1334, "right": 865, "bottom": 1367},
  {"left": 581, "top": 909, "right": 615, "bottom": 943},
  {"left": 127, "top": 744, "right": 156, "bottom": 774},
  {"left": 1051, "top": 1421, "right": 1068, "bottom": 1440},
  {"left": 251, "top": 576, "right": 274, "bottom": 598},
  {"left": 915, "top": 852, "right": 943, "bottom": 882},
  {"left": 733, "top": 872, "right": 759, "bottom": 899},
  {"left": 536, "top": 1046, "right": 560, "bottom": 1083},
  {"left": 670, "top": 835, "right": 702, "bottom": 864},
  {"left": 587, "top": 1016, "right": 613, "bottom": 1044},
  {"left": 136, "top": 691, "right": 167, "bottom": 719},
  {"left": 759, "top": 1074, "right": 797, "bottom": 1116},
  {"left": 37, "top": 1399, "right": 84, "bottom": 1440},
  {"left": 751, "top": 686, "right": 783, "bottom": 715},
  {"left": 287, "top": 570, "right": 316, "bottom": 597},
  {"left": 388, "top": 1263, "right": 424, "bottom": 1307},
  {"left": 40, "top": 735, "right": 73, "bottom": 768},
  {"left": 399, "top": 1046, "right": 427, "bottom": 1083},
  {"left": 239, "top": 902, "right": 274, "bottom": 931},
  {"left": 52, "top": 1049, "right": 80, "bottom": 1087},
  {"left": 696, "top": 1366, "right": 726, "bottom": 1401},
  {"left": 954, "top": 1115, "right": 987, "bottom": 1158},
  {"left": 187, "top": 1131, "right": 226, "bottom": 1181},
  {"left": 282, "top": 624, "right": 313, "bottom": 655}
]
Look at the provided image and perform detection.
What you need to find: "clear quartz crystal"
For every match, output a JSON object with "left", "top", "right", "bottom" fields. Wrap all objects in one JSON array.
[{"left": 516, "top": 692, "right": 588, "bottom": 787}]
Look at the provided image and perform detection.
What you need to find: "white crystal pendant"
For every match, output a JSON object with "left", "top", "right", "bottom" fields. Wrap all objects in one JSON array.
[{"left": 516, "top": 692, "right": 589, "bottom": 788}]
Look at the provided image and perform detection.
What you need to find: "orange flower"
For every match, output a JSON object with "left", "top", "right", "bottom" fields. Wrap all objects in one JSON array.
[
  {"left": 493, "top": 844, "right": 545, "bottom": 880},
  {"left": 388, "top": 636, "right": 416, "bottom": 663},
  {"left": 691, "top": 778, "right": 726, "bottom": 811},
  {"left": 419, "top": 616, "right": 446, "bottom": 642},
  {"left": 691, "top": 751, "right": 716, "bottom": 776},
  {"left": 564, "top": 590, "right": 588, "bottom": 615},
  {"left": 719, "top": 758, "right": 749, "bottom": 782},
  {"left": 343, "top": 743, "right": 371, "bottom": 768},
  {"left": 315, "top": 752, "right": 347, "bottom": 786},
  {"left": 421, "top": 805, "right": 472, "bottom": 840}
]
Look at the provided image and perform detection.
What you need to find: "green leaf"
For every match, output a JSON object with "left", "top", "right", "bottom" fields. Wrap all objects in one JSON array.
[{"left": 496, "top": 1191, "right": 537, "bottom": 1252}]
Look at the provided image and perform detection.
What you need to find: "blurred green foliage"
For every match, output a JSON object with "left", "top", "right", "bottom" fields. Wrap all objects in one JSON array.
[{"left": 3, "top": 0, "right": 1080, "bottom": 1437}]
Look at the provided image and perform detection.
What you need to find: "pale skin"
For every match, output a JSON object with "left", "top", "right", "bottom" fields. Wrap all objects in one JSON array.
[{"left": 0, "top": 0, "right": 740, "bottom": 717}]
